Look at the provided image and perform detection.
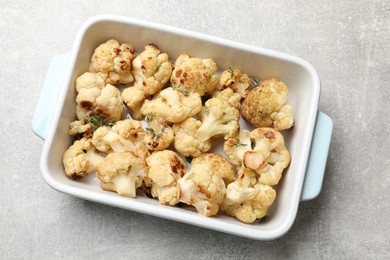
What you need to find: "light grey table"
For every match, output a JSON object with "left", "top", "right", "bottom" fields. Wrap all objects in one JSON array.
[{"left": 1, "top": 1, "right": 389, "bottom": 259}]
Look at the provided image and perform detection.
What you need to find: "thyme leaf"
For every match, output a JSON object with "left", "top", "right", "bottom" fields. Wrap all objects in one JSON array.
[{"left": 84, "top": 113, "right": 115, "bottom": 131}]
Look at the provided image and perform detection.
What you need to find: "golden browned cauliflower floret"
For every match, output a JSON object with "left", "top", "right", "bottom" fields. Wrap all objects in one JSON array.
[
  {"left": 89, "top": 39, "right": 136, "bottom": 84},
  {"left": 75, "top": 72, "right": 123, "bottom": 122},
  {"left": 224, "top": 128, "right": 290, "bottom": 186},
  {"left": 241, "top": 78, "right": 294, "bottom": 130},
  {"left": 194, "top": 153, "right": 235, "bottom": 186},
  {"left": 219, "top": 68, "right": 255, "bottom": 99},
  {"left": 68, "top": 120, "right": 93, "bottom": 138},
  {"left": 170, "top": 54, "right": 219, "bottom": 96},
  {"left": 221, "top": 169, "right": 276, "bottom": 223},
  {"left": 172, "top": 117, "right": 212, "bottom": 157},
  {"left": 92, "top": 119, "right": 150, "bottom": 159},
  {"left": 197, "top": 97, "right": 240, "bottom": 142},
  {"left": 132, "top": 44, "right": 172, "bottom": 95},
  {"left": 211, "top": 88, "right": 241, "bottom": 109},
  {"left": 143, "top": 113, "right": 174, "bottom": 151},
  {"left": 145, "top": 150, "right": 186, "bottom": 205},
  {"left": 140, "top": 87, "right": 202, "bottom": 123},
  {"left": 121, "top": 83, "right": 146, "bottom": 120},
  {"left": 178, "top": 153, "right": 228, "bottom": 216},
  {"left": 97, "top": 152, "right": 147, "bottom": 197},
  {"left": 62, "top": 138, "right": 104, "bottom": 179}
]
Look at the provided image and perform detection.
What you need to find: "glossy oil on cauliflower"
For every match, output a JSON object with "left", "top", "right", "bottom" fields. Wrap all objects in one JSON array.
[
  {"left": 89, "top": 39, "right": 136, "bottom": 84},
  {"left": 171, "top": 54, "right": 219, "bottom": 96},
  {"left": 224, "top": 127, "right": 290, "bottom": 186},
  {"left": 241, "top": 78, "right": 294, "bottom": 130},
  {"left": 145, "top": 150, "right": 186, "bottom": 205}
]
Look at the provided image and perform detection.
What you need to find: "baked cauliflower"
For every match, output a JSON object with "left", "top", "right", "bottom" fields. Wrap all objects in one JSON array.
[
  {"left": 219, "top": 68, "right": 255, "bottom": 99},
  {"left": 68, "top": 120, "right": 93, "bottom": 138},
  {"left": 121, "top": 83, "right": 146, "bottom": 120},
  {"left": 221, "top": 169, "right": 276, "bottom": 223},
  {"left": 197, "top": 97, "right": 240, "bottom": 142},
  {"left": 97, "top": 152, "right": 147, "bottom": 197},
  {"left": 145, "top": 150, "right": 186, "bottom": 205},
  {"left": 132, "top": 44, "right": 172, "bottom": 95},
  {"left": 178, "top": 153, "right": 229, "bottom": 216},
  {"left": 89, "top": 39, "right": 136, "bottom": 84},
  {"left": 241, "top": 78, "right": 294, "bottom": 130},
  {"left": 92, "top": 119, "right": 150, "bottom": 159},
  {"left": 172, "top": 117, "right": 212, "bottom": 157},
  {"left": 171, "top": 54, "right": 219, "bottom": 96},
  {"left": 211, "top": 88, "right": 241, "bottom": 109},
  {"left": 75, "top": 72, "right": 123, "bottom": 122},
  {"left": 62, "top": 138, "right": 104, "bottom": 179},
  {"left": 140, "top": 87, "right": 202, "bottom": 124},
  {"left": 143, "top": 113, "right": 174, "bottom": 151},
  {"left": 224, "top": 128, "right": 290, "bottom": 186}
]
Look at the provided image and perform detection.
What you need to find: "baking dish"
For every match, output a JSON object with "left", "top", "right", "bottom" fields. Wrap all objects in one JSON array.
[{"left": 32, "top": 15, "right": 332, "bottom": 240}]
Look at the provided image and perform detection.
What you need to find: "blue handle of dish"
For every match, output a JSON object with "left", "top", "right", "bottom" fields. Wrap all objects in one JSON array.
[
  {"left": 32, "top": 54, "right": 333, "bottom": 201},
  {"left": 32, "top": 54, "right": 69, "bottom": 140},
  {"left": 300, "top": 111, "right": 333, "bottom": 201}
]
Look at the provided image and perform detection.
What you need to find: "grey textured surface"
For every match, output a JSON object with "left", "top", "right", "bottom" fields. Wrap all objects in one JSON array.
[{"left": 1, "top": 0, "right": 389, "bottom": 259}]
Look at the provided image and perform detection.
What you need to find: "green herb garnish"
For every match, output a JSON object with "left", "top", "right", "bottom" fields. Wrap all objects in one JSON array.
[
  {"left": 172, "top": 84, "right": 182, "bottom": 90},
  {"left": 146, "top": 113, "right": 153, "bottom": 123},
  {"left": 145, "top": 127, "right": 155, "bottom": 134},
  {"left": 228, "top": 67, "right": 234, "bottom": 78},
  {"left": 181, "top": 89, "right": 191, "bottom": 95},
  {"left": 84, "top": 113, "right": 115, "bottom": 131},
  {"left": 249, "top": 78, "right": 260, "bottom": 90},
  {"left": 234, "top": 143, "right": 247, "bottom": 147}
]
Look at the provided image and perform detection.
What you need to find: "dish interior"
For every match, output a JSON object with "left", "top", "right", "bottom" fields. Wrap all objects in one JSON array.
[{"left": 42, "top": 16, "right": 319, "bottom": 239}]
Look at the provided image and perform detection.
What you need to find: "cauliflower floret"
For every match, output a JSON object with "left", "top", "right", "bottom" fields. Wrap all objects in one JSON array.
[
  {"left": 221, "top": 169, "right": 276, "bottom": 223},
  {"left": 89, "top": 39, "right": 136, "bottom": 84},
  {"left": 94, "top": 84, "right": 123, "bottom": 121},
  {"left": 75, "top": 73, "right": 123, "bottom": 122},
  {"left": 197, "top": 97, "right": 240, "bottom": 142},
  {"left": 132, "top": 44, "right": 172, "bottom": 95},
  {"left": 178, "top": 153, "right": 227, "bottom": 216},
  {"left": 211, "top": 88, "right": 241, "bottom": 109},
  {"left": 92, "top": 119, "right": 150, "bottom": 159},
  {"left": 194, "top": 153, "right": 235, "bottom": 186},
  {"left": 143, "top": 113, "right": 174, "bottom": 151},
  {"left": 219, "top": 68, "right": 255, "bottom": 99},
  {"left": 172, "top": 117, "right": 212, "bottom": 157},
  {"left": 140, "top": 87, "right": 202, "bottom": 123},
  {"left": 62, "top": 138, "right": 104, "bottom": 179},
  {"left": 241, "top": 78, "right": 294, "bottom": 130},
  {"left": 69, "top": 120, "right": 93, "bottom": 138},
  {"left": 145, "top": 150, "right": 186, "bottom": 205},
  {"left": 97, "top": 152, "right": 147, "bottom": 197},
  {"left": 170, "top": 54, "right": 219, "bottom": 96},
  {"left": 224, "top": 128, "right": 290, "bottom": 186},
  {"left": 121, "top": 83, "right": 146, "bottom": 120}
]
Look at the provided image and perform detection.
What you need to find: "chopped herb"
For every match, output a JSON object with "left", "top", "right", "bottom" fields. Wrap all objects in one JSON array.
[
  {"left": 234, "top": 143, "right": 247, "bottom": 147},
  {"left": 145, "top": 127, "right": 155, "bottom": 134},
  {"left": 181, "top": 89, "right": 191, "bottom": 95},
  {"left": 227, "top": 67, "right": 234, "bottom": 78},
  {"left": 146, "top": 113, "right": 153, "bottom": 123},
  {"left": 84, "top": 113, "right": 115, "bottom": 131},
  {"left": 172, "top": 84, "right": 182, "bottom": 90},
  {"left": 249, "top": 78, "right": 260, "bottom": 90}
]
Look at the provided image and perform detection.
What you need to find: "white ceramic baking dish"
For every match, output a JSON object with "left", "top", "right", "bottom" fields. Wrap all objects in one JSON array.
[{"left": 32, "top": 15, "right": 333, "bottom": 240}]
